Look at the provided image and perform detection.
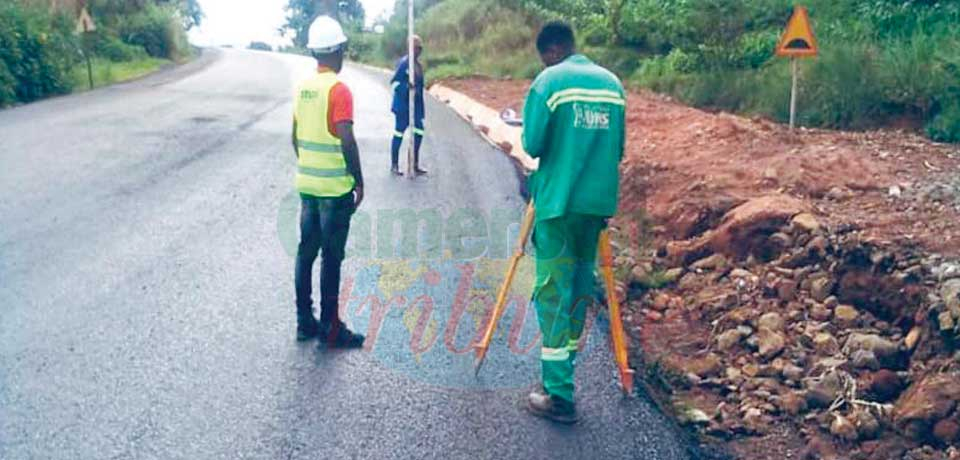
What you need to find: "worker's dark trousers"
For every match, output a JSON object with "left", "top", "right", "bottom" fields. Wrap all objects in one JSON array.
[{"left": 295, "top": 194, "right": 354, "bottom": 325}]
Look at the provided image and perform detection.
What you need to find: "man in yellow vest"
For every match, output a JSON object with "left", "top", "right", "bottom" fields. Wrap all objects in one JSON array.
[{"left": 292, "top": 16, "right": 364, "bottom": 348}]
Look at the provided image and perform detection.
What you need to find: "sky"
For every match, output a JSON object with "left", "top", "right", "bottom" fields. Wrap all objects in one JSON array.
[{"left": 189, "top": 0, "right": 395, "bottom": 48}]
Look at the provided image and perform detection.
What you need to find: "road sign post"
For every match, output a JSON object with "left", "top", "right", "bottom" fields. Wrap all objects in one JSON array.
[
  {"left": 407, "top": 0, "right": 416, "bottom": 179},
  {"left": 775, "top": 6, "right": 818, "bottom": 131},
  {"left": 75, "top": 6, "right": 97, "bottom": 90},
  {"left": 790, "top": 58, "right": 798, "bottom": 130}
]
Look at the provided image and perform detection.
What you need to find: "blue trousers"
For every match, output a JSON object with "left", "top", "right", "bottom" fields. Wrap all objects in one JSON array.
[{"left": 391, "top": 112, "right": 424, "bottom": 168}]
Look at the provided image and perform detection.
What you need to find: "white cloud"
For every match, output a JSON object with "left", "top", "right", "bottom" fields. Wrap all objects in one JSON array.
[
  {"left": 189, "top": 0, "right": 289, "bottom": 48},
  {"left": 362, "top": 0, "right": 395, "bottom": 25},
  {"left": 189, "top": 0, "right": 395, "bottom": 49}
]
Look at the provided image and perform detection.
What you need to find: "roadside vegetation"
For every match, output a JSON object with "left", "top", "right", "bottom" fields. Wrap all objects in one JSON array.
[
  {"left": 0, "top": 0, "right": 201, "bottom": 107},
  {"left": 67, "top": 56, "right": 168, "bottom": 91},
  {"left": 355, "top": 0, "right": 960, "bottom": 143}
]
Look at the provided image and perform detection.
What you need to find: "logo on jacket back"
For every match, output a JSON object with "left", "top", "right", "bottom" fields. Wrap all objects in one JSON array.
[{"left": 573, "top": 103, "right": 611, "bottom": 130}]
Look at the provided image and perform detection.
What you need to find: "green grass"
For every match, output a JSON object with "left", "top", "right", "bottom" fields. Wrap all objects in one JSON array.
[{"left": 69, "top": 57, "right": 169, "bottom": 91}]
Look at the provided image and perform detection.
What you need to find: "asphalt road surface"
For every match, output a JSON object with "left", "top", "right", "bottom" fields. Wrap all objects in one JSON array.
[{"left": 0, "top": 49, "right": 696, "bottom": 460}]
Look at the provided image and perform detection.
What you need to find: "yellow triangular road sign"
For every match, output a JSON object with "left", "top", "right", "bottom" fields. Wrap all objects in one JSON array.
[
  {"left": 75, "top": 6, "right": 96, "bottom": 34},
  {"left": 776, "top": 6, "right": 817, "bottom": 58}
]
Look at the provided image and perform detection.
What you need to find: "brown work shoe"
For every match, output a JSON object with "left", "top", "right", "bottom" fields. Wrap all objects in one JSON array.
[{"left": 525, "top": 389, "right": 579, "bottom": 424}]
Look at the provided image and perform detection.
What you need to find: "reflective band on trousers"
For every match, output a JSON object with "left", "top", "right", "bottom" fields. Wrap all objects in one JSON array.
[
  {"left": 298, "top": 166, "right": 349, "bottom": 178},
  {"left": 566, "top": 338, "right": 579, "bottom": 352},
  {"left": 542, "top": 347, "right": 571, "bottom": 362}
]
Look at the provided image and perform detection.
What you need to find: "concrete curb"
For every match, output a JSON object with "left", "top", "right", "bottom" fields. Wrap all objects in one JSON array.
[{"left": 429, "top": 84, "right": 539, "bottom": 173}]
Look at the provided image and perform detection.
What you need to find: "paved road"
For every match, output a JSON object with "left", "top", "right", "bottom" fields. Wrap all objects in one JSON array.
[{"left": 0, "top": 49, "right": 695, "bottom": 460}]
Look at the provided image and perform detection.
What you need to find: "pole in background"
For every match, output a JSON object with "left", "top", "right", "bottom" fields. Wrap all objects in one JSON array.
[
  {"left": 774, "top": 6, "right": 818, "bottom": 132},
  {"left": 407, "top": 0, "right": 416, "bottom": 179},
  {"left": 83, "top": 44, "right": 94, "bottom": 90},
  {"left": 790, "top": 58, "right": 798, "bottom": 130},
  {"left": 75, "top": 6, "right": 98, "bottom": 90}
]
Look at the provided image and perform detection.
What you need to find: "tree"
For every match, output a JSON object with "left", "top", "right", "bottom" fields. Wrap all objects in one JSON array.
[
  {"left": 173, "top": 0, "right": 203, "bottom": 30},
  {"left": 283, "top": 0, "right": 365, "bottom": 48},
  {"left": 248, "top": 41, "right": 272, "bottom": 51},
  {"left": 607, "top": 0, "right": 625, "bottom": 44},
  {"left": 88, "top": 0, "right": 203, "bottom": 29}
]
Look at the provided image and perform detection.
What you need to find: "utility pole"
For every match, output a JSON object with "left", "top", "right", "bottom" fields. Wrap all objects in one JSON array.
[{"left": 406, "top": 0, "right": 415, "bottom": 179}]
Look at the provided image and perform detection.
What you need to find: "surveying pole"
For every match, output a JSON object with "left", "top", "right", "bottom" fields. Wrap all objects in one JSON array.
[{"left": 406, "top": 0, "right": 416, "bottom": 178}]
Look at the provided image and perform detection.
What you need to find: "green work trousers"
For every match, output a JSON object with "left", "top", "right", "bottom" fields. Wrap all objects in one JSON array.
[{"left": 532, "top": 213, "right": 606, "bottom": 403}]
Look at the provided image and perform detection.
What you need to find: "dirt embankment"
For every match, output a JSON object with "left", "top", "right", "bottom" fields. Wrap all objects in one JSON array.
[{"left": 442, "top": 76, "right": 960, "bottom": 460}]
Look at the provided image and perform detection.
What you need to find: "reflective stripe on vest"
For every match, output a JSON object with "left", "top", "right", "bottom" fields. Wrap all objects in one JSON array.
[{"left": 293, "top": 72, "right": 355, "bottom": 197}]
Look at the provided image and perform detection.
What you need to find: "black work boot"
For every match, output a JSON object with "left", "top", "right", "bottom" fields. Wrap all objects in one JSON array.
[
  {"left": 319, "top": 320, "right": 365, "bottom": 349},
  {"left": 391, "top": 166, "right": 404, "bottom": 177},
  {"left": 525, "top": 388, "right": 579, "bottom": 424},
  {"left": 296, "top": 315, "right": 321, "bottom": 342}
]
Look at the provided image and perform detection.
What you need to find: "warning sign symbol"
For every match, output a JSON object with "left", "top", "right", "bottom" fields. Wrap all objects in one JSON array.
[
  {"left": 75, "top": 6, "right": 96, "bottom": 34},
  {"left": 776, "top": 6, "right": 818, "bottom": 58}
]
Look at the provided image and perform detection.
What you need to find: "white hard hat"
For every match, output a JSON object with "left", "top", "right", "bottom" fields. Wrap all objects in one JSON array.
[{"left": 306, "top": 15, "right": 348, "bottom": 52}]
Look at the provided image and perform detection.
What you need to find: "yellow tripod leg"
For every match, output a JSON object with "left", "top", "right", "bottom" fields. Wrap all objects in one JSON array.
[
  {"left": 599, "top": 230, "right": 635, "bottom": 395},
  {"left": 474, "top": 202, "right": 535, "bottom": 376}
]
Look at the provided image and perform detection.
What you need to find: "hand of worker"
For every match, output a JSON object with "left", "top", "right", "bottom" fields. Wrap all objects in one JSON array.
[{"left": 353, "top": 185, "right": 364, "bottom": 209}]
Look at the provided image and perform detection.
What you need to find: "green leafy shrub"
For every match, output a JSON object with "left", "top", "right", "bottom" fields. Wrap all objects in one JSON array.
[
  {"left": 735, "top": 30, "right": 779, "bottom": 69},
  {"left": 362, "top": 0, "right": 960, "bottom": 142},
  {"left": 0, "top": 3, "right": 77, "bottom": 106},
  {"left": 89, "top": 31, "right": 147, "bottom": 62},
  {"left": 345, "top": 32, "right": 375, "bottom": 62},
  {"left": 582, "top": 46, "right": 644, "bottom": 77},
  {"left": 114, "top": 3, "right": 189, "bottom": 60},
  {"left": 0, "top": 59, "right": 16, "bottom": 106},
  {"left": 927, "top": 99, "right": 960, "bottom": 143},
  {"left": 799, "top": 44, "right": 886, "bottom": 129}
]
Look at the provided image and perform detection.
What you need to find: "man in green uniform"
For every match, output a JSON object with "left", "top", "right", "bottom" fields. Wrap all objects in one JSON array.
[{"left": 522, "top": 21, "right": 626, "bottom": 423}]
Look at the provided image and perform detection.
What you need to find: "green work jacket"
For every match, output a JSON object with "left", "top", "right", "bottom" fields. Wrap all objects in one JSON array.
[{"left": 522, "top": 54, "right": 626, "bottom": 222}]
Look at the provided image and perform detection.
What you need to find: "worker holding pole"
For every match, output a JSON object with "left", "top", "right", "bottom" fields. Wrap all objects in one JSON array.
[
  {"left": 521, "top": 21, "right": 626, "bottom": 424},
  {"left": 389, "top": 35, "right": 427, "bottom": 177}
]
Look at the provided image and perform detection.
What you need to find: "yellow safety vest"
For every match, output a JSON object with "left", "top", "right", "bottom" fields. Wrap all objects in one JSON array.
[{"left": 293, "top": 71, "right": 356, "bottom": 198}]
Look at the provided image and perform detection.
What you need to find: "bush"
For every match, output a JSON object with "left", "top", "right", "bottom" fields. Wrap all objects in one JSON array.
[
  {"left": 0, "top": 3, "right": 77, "bottom": 106},
  {"left": 0, "top": 59, "right": 16, "bottom": 106},
  {"left": 927, "top": 100, "right": 960, "bottom": 143},
  {"left": 114, "top": 3, "right": 189, "bottom": 60},
  {"left": 89, "top": 31, "right": 147, "bottom": 62},
  {"left": 345, "top": 32, "right": 376, "bottom": 62},
  {"left": 798, "top": 44, "right": 887, "bottom": 129},
  {"left": 248, "top": 41, "right": 273, "bottom": 52},
  {"left": 582, "top": 46, "right": 644, "bottom": 77},
  {"left": 367, "top": 0, "right": 960, "bottom": 142}
]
